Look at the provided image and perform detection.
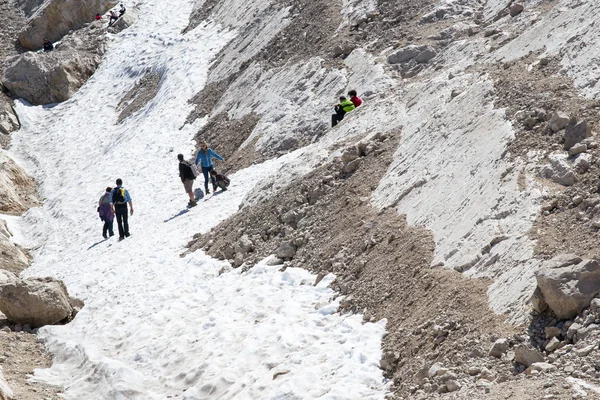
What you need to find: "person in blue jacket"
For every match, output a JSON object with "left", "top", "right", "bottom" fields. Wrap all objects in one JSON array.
[{"left": 194, "top": 141, "right": 224, "bottom": 194}]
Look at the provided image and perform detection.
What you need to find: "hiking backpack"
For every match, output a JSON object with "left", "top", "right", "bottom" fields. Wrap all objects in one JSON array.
[
  {"left": 186, "top": 161, "right": 200, "bottom": 178},
  {"left": 113, "top": 187, "right": 126, "bottom": 204}
]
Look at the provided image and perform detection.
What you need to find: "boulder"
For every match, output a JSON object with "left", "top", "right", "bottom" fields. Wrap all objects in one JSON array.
[
  {"left": 236, "top": 235, "right": 254, "bottom": 254},
  {"left": 0, "top": 219, "right": 29, "bottom": 274},
  {"left": 539, "top": 152, "right": 576, "bottom": 186},
  {"left": 525, "top": 362, "right": 556, "bottom": 375},
  {"left": 0, "top": 102, "right": 19, "bottom": 135},
  {"left": 568, "top": 143, "right": 587, "bottom": 156},
  {"left": 548, "top": 112, "right": 570, "bottom": 132},
  {"left": 107, "top": 12, "right": 136, "bottom": 34},
  {"left": 276, "top": 241, "right": 296, "bottom": 259},
  {"left": 0, "top": 153, "right": 38, "bottom": 214},
  {"left": 535, "top": 254, "right": 600, "bottom": 319},
  {"left": 343, "top": 158, "right": 362, "bottom": 173},
  {"left": 4, "top": 22, "right": 107, "bottom": 105},
  {"left": 564, "top": 120, "right": 590, "bottom": 151},
  {"left": 0, "top": 270, "right": 81, "bottom": 328},
  {"left": 18, "top": 0, "right": 118, "bottom": 50},
  {"left": 514, "top": 345, "right": 544, "bottom": 367},
  {"left": 0, "top": 366, "right": 13, "bottom": 400},
  {"left": 509, "top": 3, "right": 524, "bottom": 17},
  {"left": 387, "top": 45, "right": 436, "bottom": 64},
  {"left": 574, "top": 153, "right": 592, "bottom": 173},
  {"left": 488, "top": 338, "right": 509, "bottom": 358}
]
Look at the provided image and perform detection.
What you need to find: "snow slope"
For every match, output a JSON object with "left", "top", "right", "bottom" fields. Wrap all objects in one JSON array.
[{"left": 7, "top": 0, "right": 387, "bottom": 398}]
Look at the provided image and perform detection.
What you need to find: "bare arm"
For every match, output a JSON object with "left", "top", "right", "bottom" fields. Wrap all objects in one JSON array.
[{"left": 129, "top": 201, "right": 134, "bottom": 216}]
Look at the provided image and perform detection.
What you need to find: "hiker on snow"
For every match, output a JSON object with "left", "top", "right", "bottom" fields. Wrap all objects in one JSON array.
[
  {"left": 178, "top": 154, "right": 197, "bottom": 207},
  {"left": 119, "top": 4, "right": 126, "bottom": 16},
  {"left": 331, "top": 95, "right": 355, "bottom": 127},
  {"left": 109, "top": 10, "right": 119, "bottom": 25},
  {"left": 110, "top": 178, "right": 134, "bottom": 241},
  {"left": 210, "top": 170, "right": 230, "bottom": 192},
  {"left": 98, "top": 187, "right": 114, "bottom": 239},
  {"left": 194, "top": 141, "right": 224, "bottom": 195},
  {"left": 43, "top": 39, "right": 54, "bottom": 52},
  {"left": 348, "top": 89, "right": 363, "bottom": 108}
]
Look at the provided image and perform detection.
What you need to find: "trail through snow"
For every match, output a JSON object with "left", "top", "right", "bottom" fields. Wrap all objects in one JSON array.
[{"left": 6, "top": 0, "right": 387, "bottom": 398}]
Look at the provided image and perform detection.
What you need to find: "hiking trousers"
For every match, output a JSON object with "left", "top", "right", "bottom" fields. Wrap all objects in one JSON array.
[
  {"left": 201, "top": 166, "right": 216, "bottom": 191},
  {"left": 115, "top": 205, "right": 130, "bottom": 239},
  {"left": 102, "top": 217, "right": 114, "bottom": 237},
  {"left": 331, "top": 109, "right": 346, "bottom": 127}
]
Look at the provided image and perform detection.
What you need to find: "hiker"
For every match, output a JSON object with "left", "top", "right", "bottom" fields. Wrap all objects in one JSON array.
[
  {"left": 178, "top": 154, "right": 197, "bottom": 207},
  {"left": 98, "top": 187, "right": 114, "bottom": 239},
  {"left": 43, "top": 39, "right": 54, "bottom": 52},
  {"left": 95, "top": 13, "right": 102, "bottom": 20},
  {"left": 119, "top": 4, "right": 126, "bottom": 16},
  {"left": 108, "top": 10, "right": 119, "bottom": 25},
  {"left": 194, "top": 141, "right": 224, "bottom": 194},
  {"left": 331, "top": 96, "right": 355, "bottom": 127},
  {"left": 110, "top": 178, "right": 133, "bottom": 241},
  {"left": 210, "top": 170, "right": 230, "bottom": 191},
  {"left": 348, "top": 89, "right": 363, "bottom": 108}
]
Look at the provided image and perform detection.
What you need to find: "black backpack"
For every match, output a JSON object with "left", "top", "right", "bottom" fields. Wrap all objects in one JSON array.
[{"left": 113, "top": 187, "right": 125, "bottom": 204}]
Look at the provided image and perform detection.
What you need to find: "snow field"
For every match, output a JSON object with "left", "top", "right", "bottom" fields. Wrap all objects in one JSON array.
[{"left": 7, "top": 0, "right": 388, "bottom": 398}]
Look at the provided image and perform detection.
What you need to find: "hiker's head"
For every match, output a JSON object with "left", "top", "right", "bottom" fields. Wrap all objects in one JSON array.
[
  {"left": 44, "top": 39, "right": 49, "bottom": 43},
  {"left": 199, "top": 141, "right": 208, "bottom": 150},
  {"left": 105, "top": 187, "right": 112, "bottom": 193},
  {"left": 210, "top": 170, "right": 217, "bottom": 176},
  {"left": 177, "top": 154, "right": 184, "bottom": 162},
  {"left": 348, "top": 90, "right": 357, "bottom": 97},
  {"left": 339, "top": 96, "right": 347, "bottom": 101},
  {"left": 116, "top": 178, "right": 123, "bottom": 186}
]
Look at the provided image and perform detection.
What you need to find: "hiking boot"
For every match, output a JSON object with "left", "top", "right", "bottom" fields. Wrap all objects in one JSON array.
[
  {"left": 118, "top": 236, "right": 125, "bottom": 242},
  {"left": 188, "top": 200, "right": 197, "bottom": 207},
  {"left": 213, "top": 185, "right": 217, "bottom": 192},
  {"left": 205, "top": 188, "right": 210, "bottom": 194},
  {"left": 103, "top": 234, "right": 108, "bottom": 239}
]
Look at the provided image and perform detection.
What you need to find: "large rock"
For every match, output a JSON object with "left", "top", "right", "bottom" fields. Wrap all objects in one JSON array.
[
  {"left": 0, "top": 219, "right": 29, "bottom": 274},
  {"left": 15, "top": 0, "right": 45, "bottom": 17},
  {"left": 0, "top": 270, "right": 81, "bottom": 328},
  {"left": 0, "top": 102, "right": 20, "bottom": 136},
  {"left": 3, "top": 21, "right": 107, "bottom": 105},
  {"left": 107, "top": 11, "right": 136, "bottom": 34},
  {"left": 548, "top": 112, "right": 570, "bottom": 132},
  {"left": 276, "top": 241, "right": 297, "bottom": 259},
  {"left": 0, "top": 153, "right": 38, "bottom": 214},
  {"left": 18, "top": 0, "right": 118, "bottom": 50},
  {"left": 514, "top": 345, "right": 544, "bottom": 367},
  {"left": 534, "top": 254, "right": 600, "bottom": 319},
  {"left": 539, "top": 152, "right": 576, "bottom": 186},
  {"left": 387, "top": 45, "right": 436, "bottom": 64},
  {"left": 564, "top": 120, "right": 590, "bottom": 151}
]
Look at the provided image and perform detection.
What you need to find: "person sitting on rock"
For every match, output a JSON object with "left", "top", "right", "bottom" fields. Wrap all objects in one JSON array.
[
  {"left": 95, "top": 13, "right": 102, "bottom": 20},
  {"left": 42, "top": 39, "right": 54, "bottom": 52},
  {"left": 348, "top": 89, "right": 363, "bottom": 108},
  {"left": 331, "top": 95, "right": 355, "bottom": 127},
  {"left": 119, "top": 4, "right": 126, "bottom": 16},
  {"left": 109, "top": 10, "right": 119, "bottom": 26},
  {"left": 210, "top": 170, "right": 230, "bottom": 191}
]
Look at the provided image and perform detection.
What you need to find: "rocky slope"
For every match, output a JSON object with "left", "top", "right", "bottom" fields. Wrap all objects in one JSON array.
[{"left": 182, "top": 0, "right": 600, "bottom": 398}]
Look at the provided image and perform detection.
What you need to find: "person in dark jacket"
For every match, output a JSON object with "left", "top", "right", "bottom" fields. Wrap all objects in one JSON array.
[
  {"left": 210, "top": 170, "right": 230, "bottom": 191},
  {"left": 331, "top": 96, "right": 355, "bottom": 127},
  {"left": 43, "top": 39, "right": 54, "bottom": 52},
  {"left": 110, "top": 178, "right": 133, "bottom": 241},
  {"left": 98, "top": 187, "right": 114, "bottom": 239},
  {"left": 178, "top": 154, "right": 197, "bottom": 207},
  {"left": 119, "top": 4, "right": 126, "bottom": 16}
]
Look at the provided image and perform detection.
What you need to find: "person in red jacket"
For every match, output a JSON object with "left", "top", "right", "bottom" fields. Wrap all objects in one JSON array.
[
  {"left": 348, "top": 90, "right": 363, "bottom": 108},
  {"left": 95, "top": 13, "right": 102, "bottom": 20}
]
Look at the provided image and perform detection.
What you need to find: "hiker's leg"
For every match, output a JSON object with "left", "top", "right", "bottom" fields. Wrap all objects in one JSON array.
[
  {"left": 116, "top": 210, "right": 124, "bottom": 238},
  {"left": 331, "top": 114, "right": 338, "bottom": 127},
  {"left": 108, "top": 220, "right": 114, "bottom": 236},
  {"left": 122, "top": 211, "right": 129, "bottom": 237},
  {"left": 208, "top": 166, "right": 216, "bottom": 189},
  {"left": 216, "top": 181, "right": 226, "bottom": 190},
  {"left": 184, "top": 179, "right": 194, "bottom": 201},
  {"left": 201, "top": 167, "right": 210, "bottom": 191},
  {"left": 102, "top": 217, "right": 108, "bottom": 237}
]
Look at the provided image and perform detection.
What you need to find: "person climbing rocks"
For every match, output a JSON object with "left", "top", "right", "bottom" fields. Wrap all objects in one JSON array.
[
  {"left": 110, "top": 178, "right": 133, "bottom": 241},
  {"left": 119, "top": 3, "right": 126, "bottom": 16},
  {"left": 348, "top": 89, "right": 363, "bottom": 108},
  {"left": 108, "top": 10, "right": 119, "bottom": 26},
  {"left": 331, "top": 95, "right": 355, "bottom": 127},
  {"left": 95, "top": 13, "right": 102, "bottom": 20},
  {"left": 43, "top": 39, "right": 54, "bottom": 52},
  {"left": 210, "top": 170, "right": 230, "bottom": 191},
  {"left": 98, "top": 187, "right": 114, "bottom": 239},
  {"left": 194, "top": 141, "right": 224, "bottom": 195},
  {"left": 178, "top": 154, "right": 197, "bottom": 207}
]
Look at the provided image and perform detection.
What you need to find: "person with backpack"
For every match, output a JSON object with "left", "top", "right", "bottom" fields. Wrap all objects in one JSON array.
[
  {"left": 194, "top": 141, "right": 224, "bottom": 195},
  {"left": 98, "top": 187, "right": 114, "bottom": 239},
  {"left": 178, "top": 154, "right": 197, "bottom": 207},
  {"left": 331, "top": 95, "right": 355, "bottom": 127},
  {"left": 108, "top": 10, "right": 119, "bottom": 26},
  {"left": 210, "top": 170, "right": 230, "bottom": 191},
  {"left": 110, "top": 178, "right": 133, "bottom": 241}
]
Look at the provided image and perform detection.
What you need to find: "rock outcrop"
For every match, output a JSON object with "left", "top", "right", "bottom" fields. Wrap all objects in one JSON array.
[
  {"left": 0, "top": 102, "right": 19, "bottom": 136},
  {"left": 3, "top": 21, "right": 108, "bottom": 105},
  {"left": 533, "top": 254, "right": 600, "bottom": 319},
  {"left": 0, "top": 153, "right": 38, "bottom": 214},
  {"left": 0, "top": 270, "right": 82, "bottom": 328},
  {"left": 0, "top": 220, "right": 29, "bottom": 274},
  {"left": 18, "top": 0, "right": 118, "bottom": 50}
]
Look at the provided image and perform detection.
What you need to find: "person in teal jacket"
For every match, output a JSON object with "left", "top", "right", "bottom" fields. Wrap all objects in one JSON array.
[
  {"left": 194, "top": 141, "right": 224, "bottom": 194},
  {"left": 331, "top": 96, "right": 355, "bottom": 127}
]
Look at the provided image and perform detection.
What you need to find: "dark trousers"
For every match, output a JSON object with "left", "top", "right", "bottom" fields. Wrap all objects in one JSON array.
[
  {"left": 216, "top": 180, "right": 229, "bottom": 190},
  {"left": 331, "top": 109, "right": 346, "bottom": 127},
  {"left": 102, "top": 217, "right": 114, "bottom": 237},
  {"left": 115, "top": 205, "right": 129, "bottom": 238},
  {"left": 201, "top": 166, "right": 215, "bottom": 191}
]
